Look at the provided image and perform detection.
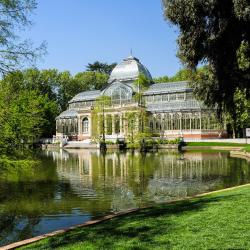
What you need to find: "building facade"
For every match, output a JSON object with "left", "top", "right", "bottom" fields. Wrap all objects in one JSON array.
[{"left": 56, "top": 55, "right": 227, "bottom": 141}]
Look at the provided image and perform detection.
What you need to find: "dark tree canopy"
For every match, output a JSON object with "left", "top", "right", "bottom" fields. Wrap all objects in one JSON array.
[
  {"left": 86, "top": 61, "right": 117, "bottom": 75},
  {"left": 162, "top": 0, "right": 250, "bottom": 116},
  {"left": 0, "top": 0, "right": 45, "bottom": 75}
]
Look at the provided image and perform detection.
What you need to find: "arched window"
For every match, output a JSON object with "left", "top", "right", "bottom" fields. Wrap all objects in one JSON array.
[
  {"left": 82, "top": 117, "right": 89, "bottom": 133},
  {"left": 150, "top": 121, "right": 154, "bottom": 132}
]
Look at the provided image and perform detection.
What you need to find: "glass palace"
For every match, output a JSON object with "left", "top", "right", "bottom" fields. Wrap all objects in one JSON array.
[{"left": 56, "top": 55, "right": 227, "bottom": 140}]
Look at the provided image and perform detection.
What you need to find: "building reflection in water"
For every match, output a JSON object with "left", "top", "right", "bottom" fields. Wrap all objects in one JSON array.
[
  {"left": 1, "top": 150, "right": 249, "bottom": 247},
  {"left": 45, "top": 149, "right": 248, "bottom": 210}
]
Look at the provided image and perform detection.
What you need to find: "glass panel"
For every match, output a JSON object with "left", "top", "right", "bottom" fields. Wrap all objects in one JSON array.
[
  {"left": 82, "top": 118, "right": 89, "bottom": 133},
  {"left": 186, "top": 92, "right": 193, "bottom": 100},
  {"left": 106, "top": 115, "right": 112, "bottom": 135},
  {"left": 147, "top": 96, "right": 153, "bottom": 103},
  {"left": 169, "top": 94, "right": 176, "bottom": 101},
  {"left": 176, "top": 93, "right": 185, "bottom": 100},
  {"left": 104, "top": 84, "right": 133, "bottom": 102},
  {"left": 114, "top": 115, "right": 120, "bottom": 134},
  {"left": 154, "top": 95, "right": 162, "bottom": 102},
  {"left": 162, "top": 94, "right": 168, "bottom": 101}
]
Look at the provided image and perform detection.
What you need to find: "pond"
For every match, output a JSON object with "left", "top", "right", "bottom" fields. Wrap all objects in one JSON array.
[{"left": 0, "top": 149, "right": 250, "bottom": 246}]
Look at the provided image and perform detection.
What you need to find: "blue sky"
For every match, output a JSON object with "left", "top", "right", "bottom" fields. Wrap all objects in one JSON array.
[{"left": 24, "top": 0, "right": 182, "bottom": 77}]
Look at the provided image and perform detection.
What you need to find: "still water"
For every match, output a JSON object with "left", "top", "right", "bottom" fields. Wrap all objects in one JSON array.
[{"left": 0, "top": 149, "right": 250, "bottom": 246}]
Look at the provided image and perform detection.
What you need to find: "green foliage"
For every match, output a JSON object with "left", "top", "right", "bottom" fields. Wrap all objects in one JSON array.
[
  {"left": 153, "top": 75, "right": 170, "bottom": 83},
  {"left": 157, "top": 137, "right": 181, "bottom": 145},
  {"left": 0, "top": 86, "right": 56, "bottom": 154},
  {"left": 234, "top": 88, "right": 250, "bottom": 132},
  {"left": 162, "top": 0, "right": 250, "bottom": 120},
  {"left": 92, "top": 95, "right": 112, "bottom": 141},
  {"left": 242, "top": 145, "right": 250, "bottom": 152},
  {"left": 134, "top": 74, "right": 151, "bottom": 106},
  {"left": 86, "top": 61, "right": 117, "bottom": 75},
  {"left": 74, "top": 71, "right": 108, "bottom": 92},
  {"left": 153, "top": 68, "right": 193, "bottom": 83},
  {"left": 0, "top": 66, "right": 111, "bottom": 155},
  {"left": 237, "top": 41, "right": 250, "bottom": 71},
  {"left": 0, "top": 0, "right": 46, "bottom": 74},
  {"left": 0, "top": 69, "right": 61, "bottom": 154},
  {"left": 126, "top": 133, "right": 181, "bottom": 149},
  {"left": 0, "top": 157, "right": 39, "bottom": 172},
  {"left": 125, "top": 112, "right": 138, "bottom": 143}
]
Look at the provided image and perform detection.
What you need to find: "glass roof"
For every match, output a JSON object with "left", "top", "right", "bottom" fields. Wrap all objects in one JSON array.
[
  {"left": 68, "top": 81, "right": 193, "bottom": 103},
  {"left": 69, "top": 90, "right": 101, "bottom": 103},
  {"left": 56, "top": 110, "right": 78, "bottom": 119},
  {"left": 146, "top": 100, "right": 206, "bottom": 112},
  {"left": 144, "top": 81, "right": 191, "bottom": 95}
]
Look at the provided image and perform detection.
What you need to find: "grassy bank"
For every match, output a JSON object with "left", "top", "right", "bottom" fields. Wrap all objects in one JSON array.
[
  {"left": 18, "top": 185, "right": 250, "bottom": 250},
  {"left": 242, "top": 144, "right": 250, "bottom": 152},
  {"left": 186, "top": 141, "right": 247, "bottom": 147}
]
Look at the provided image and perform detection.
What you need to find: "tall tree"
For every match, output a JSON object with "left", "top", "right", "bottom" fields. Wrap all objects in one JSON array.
[
  {"left": 86, "top": 61, "right": 117, "bottom": 75},
  {"left": 0, "top": 70, "right": 59, "bottom": 142},
  {"left": 92, "top": 95, "right": 112, "bottom": 142},
  {"left": 0, "top": 0, "right": 45, "bottom": 75},
  {"left": 0, "top": 84, "right": 57, "bottom": 154},
  {"left": 162, "top": 0, "right": 250, "bottom": 118},
  {"left": 74, "top": 71, "right": 109, "bottom": 91}
]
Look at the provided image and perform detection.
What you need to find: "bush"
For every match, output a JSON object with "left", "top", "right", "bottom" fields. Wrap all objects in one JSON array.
[
  {"left": 156, "top": 137, "right": 182, "bottom": 145},
  {"left": 127, "top": 142, "right": 140, "bottom": 149}
]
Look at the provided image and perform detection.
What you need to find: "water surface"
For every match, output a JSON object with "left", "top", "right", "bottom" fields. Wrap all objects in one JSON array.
[{"left": 0, "top": 149, "right": 250, "bottom": 246}]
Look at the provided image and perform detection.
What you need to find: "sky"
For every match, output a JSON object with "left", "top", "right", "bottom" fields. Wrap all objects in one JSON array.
[{"left": 23, "top": 0, "right": 182, "bottom": 77}]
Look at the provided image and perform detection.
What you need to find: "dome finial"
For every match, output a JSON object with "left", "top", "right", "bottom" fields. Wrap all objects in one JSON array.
[{"left": 130, "top": 48, "right": 133, "bottom": 57}]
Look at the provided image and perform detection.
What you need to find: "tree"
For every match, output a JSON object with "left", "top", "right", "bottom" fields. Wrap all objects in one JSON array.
[
  {"left": 0, "top": 69, "right": 59, "bottom": 145},
  {"left": 133, "top": 74, "right": 151, "bottom": 135},
  {"left": 154, "top": 75, "right": 170, "bottom": 83},
  {"left": 86, "top": 61, "right": 117, "bottom": 75},
  {"left": 92, "top": 95, "right": 112, "bottom": 142},
  {"left": 125, "top": 112, "right": 137, "bottom": 143},
  {"left": 170, "top": 69, "right": 193, "bottom": 82},
  {"left": 74, "top": 71, "right": 108, "bottom": 91},
  {"left": 134, "top": 74, "right": 150, "bottom": 106},
  {"left": 162, "top": 0, "right": 250, "bottom": 118},
  {"left": 232, "top": 88, "right": 250, "bottom": 137},
  {"left": 0, "top": 0, "right": 45, "bottom": 75},
  {"left": 0, "top": 85, "right": 57, "bottom": 154},
  {"left": 153, "top": 69, "right": 193, "bottom": 83}
]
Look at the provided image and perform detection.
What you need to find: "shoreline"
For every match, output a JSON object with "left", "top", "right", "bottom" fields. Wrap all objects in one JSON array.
[{"left": 3, "top": 182, "right": 250, "bottom": 250}]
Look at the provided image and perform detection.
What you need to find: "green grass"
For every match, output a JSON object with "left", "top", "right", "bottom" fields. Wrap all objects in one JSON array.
[
  {"left": 186, "top": 141, "right": 247, "bottom": 147},
  {"left": 242, "top": 144, "right": 250, "bottom": 152},
  {"left": 18, "top": 185, "right": 250, "bottom": 250}
]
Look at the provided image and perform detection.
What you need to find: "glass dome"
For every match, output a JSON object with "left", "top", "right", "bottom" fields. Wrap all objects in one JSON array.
[{"left": 109, "top": 56, "right": 152, "bottom": 83}]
